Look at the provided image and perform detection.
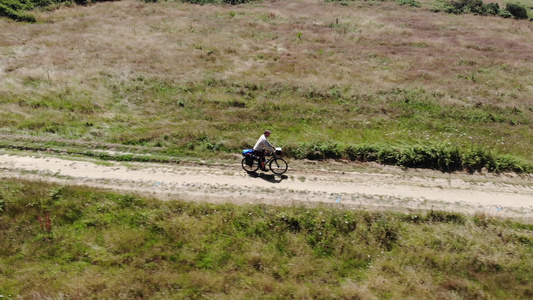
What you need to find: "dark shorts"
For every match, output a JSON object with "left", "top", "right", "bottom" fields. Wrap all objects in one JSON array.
[
  {"left": 253, "top": 150, "right": 267, "bottom": 164},
  {"left": 253, "top": 150, "right": 265, "bottom": 157}
]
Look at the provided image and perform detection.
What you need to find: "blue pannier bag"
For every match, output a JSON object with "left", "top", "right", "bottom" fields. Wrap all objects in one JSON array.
[{"left": 242, "top": 149, "right": 253, "bottom": 156}]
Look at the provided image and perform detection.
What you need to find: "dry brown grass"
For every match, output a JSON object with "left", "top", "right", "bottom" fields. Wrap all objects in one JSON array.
[{"left": 1, "top": 0, "right": 531, "bottom": 105}]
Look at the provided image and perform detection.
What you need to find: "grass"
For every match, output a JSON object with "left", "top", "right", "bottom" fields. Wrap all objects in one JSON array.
[
  {"left": 1, "top": 3, "right": 532, "bottom": 298},
  {"left": 1, "top": 178, "right": 533, "bottom": 298},
  {"left": 0, "top": 0, "right": 533, "bottom": 173}
]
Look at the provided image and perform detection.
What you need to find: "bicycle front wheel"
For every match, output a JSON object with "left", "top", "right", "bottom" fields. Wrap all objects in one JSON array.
[
  {"left": 242, "top": 157, "right": 260, "bottom": 173},
  {"left": 269, "top": 158, "right": 288, "bottom": 175}
]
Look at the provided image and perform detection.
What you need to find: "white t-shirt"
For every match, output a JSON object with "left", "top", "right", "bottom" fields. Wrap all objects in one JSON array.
[{"left": 253, "top": 134, "right": 275, "bottom": 152}]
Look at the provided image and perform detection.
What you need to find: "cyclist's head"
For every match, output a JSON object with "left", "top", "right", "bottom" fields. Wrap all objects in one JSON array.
[{"left": 264, "top": 130, "right": 271, "bottom": 137}]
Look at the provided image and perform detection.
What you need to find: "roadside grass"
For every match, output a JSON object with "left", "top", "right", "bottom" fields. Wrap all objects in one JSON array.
[
  {"left": 2, "top": 131, "right": 532, "bottom": 173},
  {"left": 1, "top": 179, "right": 533, "bottom": 298},
  {"left": 1, "top": 0, "right": 533, "bottom": 172}
]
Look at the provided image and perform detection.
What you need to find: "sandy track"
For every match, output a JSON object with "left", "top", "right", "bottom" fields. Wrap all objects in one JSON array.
[{"left": 1, "top": 153, "right": 533, "bottom": 220}]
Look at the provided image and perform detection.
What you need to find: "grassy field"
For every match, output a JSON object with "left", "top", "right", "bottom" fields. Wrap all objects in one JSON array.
[
  {"left": 0, "top": 0, "right": 533, "bottom": 172},
  {"left": 1, "top": 2, "right": 533, "bottom": 298},
  {"left": 1, "top": 178, "right": 533, "bottom": 299}
]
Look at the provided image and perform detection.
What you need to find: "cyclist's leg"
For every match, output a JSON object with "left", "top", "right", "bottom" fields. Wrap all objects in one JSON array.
[{"left": 254, "top": 150, "right": 266, "bottom": 171}]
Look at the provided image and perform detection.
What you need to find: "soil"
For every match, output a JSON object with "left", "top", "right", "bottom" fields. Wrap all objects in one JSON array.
[{"left": 1, "top": 152, "right": 533, "bottom": 221}]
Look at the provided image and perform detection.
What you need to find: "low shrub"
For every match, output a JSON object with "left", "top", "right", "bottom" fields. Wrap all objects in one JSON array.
[
  {"left": 0, "top": 2, "right": 36, "bottom": 22},
  {"left": 396, "top": 144, "right": 463, "bottom": 171},
  {"left": 432, "top": 0, "right": 484, "bottom": 14},
  {"left": 499, "top": 8, "right": 513, "bottom": 17},
  {"left": 289, "top": 142, "right": 531, "bottom": 173},
  {"left": 73, "top": 0, "right": 117, "bottom": 5},
  {"left": 345, "top": 144, "right": 382, "bottom": 162},
  {"left": 483, "top": 2, "right": 499, "bottom": 14},
  {"left": 292, "top": 142, "right": 344, "bottom": 160},
  {"left": 426, "top": 210, "right": 466, "bottom": 224},
  {"left": 434, "top": 0, "right": 502, "bottom": 14},
  {"left": 180, "top": 0, "right": 252, "bottom": 4},
  {"left": 463, "top": 148, "right": 490, "bottom": 173},
  {"left": 432, "top": 0, "right": 529, "bottom": 18},
  {"left": 1, "top": 0, "right": 27, "bottom": 10},
  {"left": 486, "top": 154, "right": 529, "bottom": 173},
  {"left": 458, "top": 0, "right": 485, "bottom": 14},
  {"left": 505, "top": 2, "right": 528, "bottom": 19},
  {"left": 0, "top": 0, "right": 121, "bottom": 22},
  {"left": 396, "top": 0, "right": 421, "bottom": 7}
]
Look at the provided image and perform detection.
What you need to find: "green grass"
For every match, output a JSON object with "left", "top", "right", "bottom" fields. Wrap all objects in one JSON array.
[
  {"left": 1, "top": 179, "right": 533, "bottom": 298},
  {"left": 0, "top": 0, "right": 122, "bottom": 22},
  {"left": 1, "top": 81, "right": 533, "bottom": 172}
]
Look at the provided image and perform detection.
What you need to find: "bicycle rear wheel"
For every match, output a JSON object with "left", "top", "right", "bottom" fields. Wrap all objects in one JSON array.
[
  {"left": 269, "top": 158, "right": 288, "bottom": 175},
  {"left": 242, "top": 156, "right": 260, "bottom": 172}
]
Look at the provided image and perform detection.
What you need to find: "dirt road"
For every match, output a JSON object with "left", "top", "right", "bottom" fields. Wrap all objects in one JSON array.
[{"left": 1, "top": 152, "right": 533, "bottom": 220}]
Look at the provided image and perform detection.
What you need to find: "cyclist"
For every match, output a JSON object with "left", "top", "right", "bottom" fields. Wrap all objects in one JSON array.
[{"left": 253, "top": 130, "right": 275, "bottom": 171}]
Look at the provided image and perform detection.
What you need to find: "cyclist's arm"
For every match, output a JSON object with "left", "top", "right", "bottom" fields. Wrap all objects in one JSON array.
[{"left": 265, "top": 140, "right": 275, "bottom": 153}]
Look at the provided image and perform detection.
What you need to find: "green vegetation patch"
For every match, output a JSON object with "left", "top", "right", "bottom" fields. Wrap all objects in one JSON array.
[
  {"left": 288, "top": 142, "right": 533, "bottom": 173},
  {"left": 397, "top": 0, "right": 421, "bottom": 7},
  {"left": 433, "top": 0, "right": 532, "bottom": 19},
  {"left": 0, "top": 0, "right": 121, "bottom": 22},
  {"left": 1, "top": 80, "right": 532, "bottom": 173},
  {"left": 1, "top": 179, "right": 533, "bottom": 298},
  {"left": 0, "top": 0, "right": 36, "bottom": 22},
  {"left": 179, "top": 0, "right": 254, "bottom": 4},
  {"left": 0, "top": 0, "right": 260, "bottom": 21}
]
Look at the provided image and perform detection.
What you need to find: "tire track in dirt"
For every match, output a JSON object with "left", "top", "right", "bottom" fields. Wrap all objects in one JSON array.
[{"left": 1, "top": 153, "right": 533, "bottom": 220}]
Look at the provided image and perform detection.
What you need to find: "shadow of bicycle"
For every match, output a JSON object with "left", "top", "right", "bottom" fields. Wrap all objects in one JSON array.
[{"left": 247, "top": 172, "right": 288, "bottom": 183}]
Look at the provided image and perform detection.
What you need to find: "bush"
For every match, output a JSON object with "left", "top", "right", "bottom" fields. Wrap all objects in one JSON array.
[
  {"left": 344, "top": 143, "right": 464, "bottom": 172},
  {"left": 396, "top": 145, "right": 463, "bottom": 172},
  {"left": 482, "top": 2, "right": 499, "bottom": 15},
  {"left": 345, "top": 144, "right": 381, "bottom": 162},
  {"left": 499, "top": 8, "right": 513, "bottom": 17},
  {"left": 74, "top": 0, "right": 118, "bottom": 4},
  {"left": 292, "top": 142, "right": 344, "bottom": 160},
  {"left": 505, "top": 2, "right": 528, "bottom": 19},
  {"left": 463, "top": 148, "right": 490, "bottom": 173},
  {"left": 396, "top": 0, "right": 421, "bottom": 7},
  {"left": 0, "top": 0, "right": 28, "bottom": 10},
  {"left": 433, "top": 0, "right": 530, "bottom": 18},
  {"left": 0, "top": 0, "right": 120, "bottom": 22},
  {"left": 444, "top": 0, "right": 486, "bottom": 14},
  {"left": 0, "top": 2, "right": 36, "bottom": 22},
  {"left": 426, "top": 210, "right": 466, "bottom": 224},
  {"left": 180, "top": 0, "right": 252, "bottom": 4},
  {"left": 486, "top": 154, "right": 530, "bottom": 173},
  {"left": 288, "top": 142, "right": 531, "bottom": 174}
]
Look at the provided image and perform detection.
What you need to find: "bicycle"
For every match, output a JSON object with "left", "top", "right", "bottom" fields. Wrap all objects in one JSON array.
[{"left": 242, "top": 148, "right": 288, "bottom": 175}]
